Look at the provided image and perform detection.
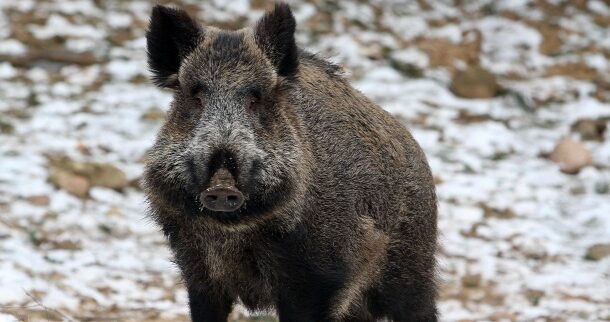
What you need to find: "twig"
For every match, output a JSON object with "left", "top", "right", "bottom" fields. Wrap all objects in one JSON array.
[{"left": 23, "top": 290, "right": 78, "bottom": 322}]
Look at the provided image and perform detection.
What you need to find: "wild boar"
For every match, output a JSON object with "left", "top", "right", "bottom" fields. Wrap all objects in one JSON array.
[{"left": 143, "top": 3, "right": 438, "bottom": 321}]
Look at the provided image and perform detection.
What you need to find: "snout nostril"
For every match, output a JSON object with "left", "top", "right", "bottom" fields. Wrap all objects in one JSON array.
[
  {"left": 204, "top": 195, "right": 218, "bottom": 203},
  {"left": 199, "top": 186, "right": 245, "bottom": 212}
]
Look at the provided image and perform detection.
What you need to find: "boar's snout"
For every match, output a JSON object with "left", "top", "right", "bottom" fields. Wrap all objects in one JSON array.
[
  {"left": 200, "top": 187, "right": 245, "bottom": 212},
  {"left": 200, "top": 168, "right": 245, "bottom": 212}
]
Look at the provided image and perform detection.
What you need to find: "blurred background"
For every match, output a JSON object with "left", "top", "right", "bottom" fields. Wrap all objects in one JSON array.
[{"left": 1, "top": 0, "right": 609, "bottom": 321}]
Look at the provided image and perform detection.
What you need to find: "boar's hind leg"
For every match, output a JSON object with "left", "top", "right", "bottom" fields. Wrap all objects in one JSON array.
[{"left": 187, "top": 285, "right": 233, "bottom": 322}]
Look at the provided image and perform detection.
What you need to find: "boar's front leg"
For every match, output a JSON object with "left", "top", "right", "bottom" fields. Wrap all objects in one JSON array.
[
  {"left": 276, "top": 292, "right": 328, "bottom": 322},
  {"left": 187, "top": 285, "right": 233, "bottom": 322},
  {"left": 275, "top": 275, "right": 344, "bottom": 322}
]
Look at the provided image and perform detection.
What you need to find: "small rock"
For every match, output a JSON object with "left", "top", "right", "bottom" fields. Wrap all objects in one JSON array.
[
  {"left": 0, "top": 119, "right": 14, "bottom": 134},
  {"left": 141, "top": 107, "right": 166, "bottom": 121},
  {"left": 480, "top": 203, "right": 516, "bottom": 219},
  {"left": 415, "top": 36, "right": 481, "bottom": 70},
  {"left": 129, "top": 176, "right": 143, "bottom": 190},
  {"left": 512, "top": 235, "right": 548, "bottom": 260},
  {"left": 451, "top": 66, "right": 500, "bottom": 99},
  {"left": 107, "top": 29, "right": 134, "bottom": 46},
  {"left": 545, "top": 62, "right": 598, "bottom": 81},
  {"left": 571, "top": 118, "right": 607, "bottom": 141},
  {"left": 49, "top": 156, "right": 128, "bottom": 190},
  {"left": 595, "top": 181, "right": 609, "bottom": 194},
  {"left": 76, "top": 142, "right": 92, "bottom": 156},
  {"left": 98, "top": 224, "right": 113, "bottom": 235},
  {"left": 86, "top": 163, "right": 129, "bottom": 189},
  {"left": 433, "top": 176, "right": 443, "bottom": 185},
  {"left": 106, "top": 207, "right": 123, "bottom": 218},
  {"left": 360, "top": 43, "right": 387, "bottom": 60},
  {"left": 25, "top": 195, "right": 50, "bottom": 206},
  {"left": 389, "top": 59, "right": 423, "bottom": 78},
  {"left": 570, "top": 185, "right": 587, "bottom": 195},
  {"left": 249, "top": 0, "right": 268, "bottom": 10},
  {"left": 461, "top": 273, "right": 482, "bottom": 288},
  {"left": 569, "top": 0, "right": 587, "bottom": 9},
  {"left": 0, "top": 50, "right": 103, "bottom": 68},
  {"left": 549, "top": 139, "right": 593, "bottom": 174},
  {"left": 585, "top": 243, "right": 610, "bottom": 261},
  {"left": 49, "top": 169, "right": 90, "bottom": 198},
  {"left": 455, "top": 110, "right": 493, "bottom": 124},
  {"left": 489, "top": 312, "right": 516, "bottom": 322},
  {"left": 51, "top": 239, "right": 82, "bottom": 250},
  {"left": 28, "top": 230, "right": 43, "bottom": 247},
  {"left": 524, "top": 289, "right": 544, "bottom": 305},
  {"left": 527, "top": 21, "right": 563, "bottom": 55}
]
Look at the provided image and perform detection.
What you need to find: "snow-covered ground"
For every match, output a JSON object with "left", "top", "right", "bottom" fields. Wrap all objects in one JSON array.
[{"left": 1, "top": 1, "right": 609, "bottom": 321}]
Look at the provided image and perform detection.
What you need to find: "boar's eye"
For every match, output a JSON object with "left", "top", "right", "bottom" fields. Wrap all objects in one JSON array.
[
  {"left": 197, "top": 96, "right": 207, "bottom": 108},
  {"left": 247, "top": 89, "right": 262, "bottom": 111},
  {"left": 189, "top": 81, "right": 208, "bottom": 109}
]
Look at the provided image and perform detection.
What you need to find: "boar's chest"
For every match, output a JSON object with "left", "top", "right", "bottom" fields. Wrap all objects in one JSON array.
[{"left": 203, "top": 238, "right": 277, "bottom": 309}]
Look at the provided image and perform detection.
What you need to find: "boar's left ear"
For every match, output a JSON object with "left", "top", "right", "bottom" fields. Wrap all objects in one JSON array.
[
  {"left": 147, "top": 5, "right": 202, "bottom": 88},
  {"left": 254, "top": 3, "right": 298, "bottom": 77}
]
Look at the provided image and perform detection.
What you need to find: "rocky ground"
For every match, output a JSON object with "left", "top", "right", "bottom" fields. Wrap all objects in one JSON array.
[{"left": 1, "top": 0, "right": 609, "bottom": 321}]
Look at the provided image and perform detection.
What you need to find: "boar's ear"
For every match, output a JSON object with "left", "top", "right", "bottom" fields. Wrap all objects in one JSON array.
[
  {"left": 254, "top": 3, "right": 298, "bottom": 77},
  {"left": 146, "top": 5, "right": 202, "bottom": 88}
]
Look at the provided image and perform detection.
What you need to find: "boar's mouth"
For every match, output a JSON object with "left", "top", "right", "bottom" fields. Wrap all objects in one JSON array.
[{"left": 199, "top": 168, "right": 245, "bottom": 212}]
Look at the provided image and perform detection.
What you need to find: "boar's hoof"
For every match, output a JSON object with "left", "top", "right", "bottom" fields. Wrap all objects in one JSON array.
[{"left": 200, "top": 186, "right": 245, "bottom": 212}]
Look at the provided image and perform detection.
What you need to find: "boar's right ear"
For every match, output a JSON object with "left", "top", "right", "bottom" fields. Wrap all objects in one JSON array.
[{"left": 146, "top": 6, "right": 202, "bottom": 88}]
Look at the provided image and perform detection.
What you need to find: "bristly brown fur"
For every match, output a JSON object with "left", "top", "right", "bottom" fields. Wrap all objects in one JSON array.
[{"left": 144, "top": 3, "right": 438, "bottom": 322}]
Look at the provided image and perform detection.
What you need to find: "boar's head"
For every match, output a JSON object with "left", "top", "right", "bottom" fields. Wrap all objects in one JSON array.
[{"left": 143, "top": 4, "right": 307, "bottom": 227}]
